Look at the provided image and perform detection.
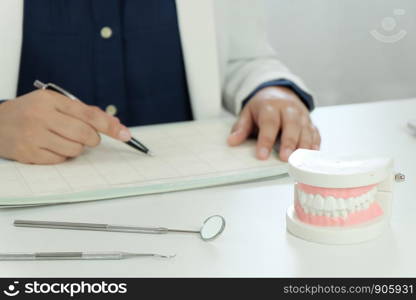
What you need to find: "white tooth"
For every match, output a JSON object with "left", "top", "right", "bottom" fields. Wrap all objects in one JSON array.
[
  {"left": 299, "top": 191, "right": 307, "bottom": 206},
  {"left": 324, "top": 197, "right": 332, "bottom": 211},
  {"left": 354, "top": 196, "right": 361, "bottom": 209},
  {"left": 361, "top": 194, "right": 369, "bottom": 210},
  {"left": 304, "top": 192, "right": 311, "bottom": 205},
  {"left": 315, "top": 195, "right": 325, "bottom": 210},
  {"left": 337, "top": 197, "right": 346, "bottom": 210},
  {"left": 310, "top": 208, "right": 316, "bottom": 216},
  {"left": 312, "top": 196, "right": 319, "bottom": 210},
  {"left": 346, "top": 197, "right": 355, "bottom": 211},
  {"left": 316, "top": 210, "right": 323, "bottom": 216},
  {"left": 363, "top": 200, "right": 370, "bottom": 209},
  {"left": 332, "top": 210, "right": 340, "bottom": 218},
  {"left": 340, "top": 210, "right": 348, "bottom": 218},
  {"left": 308, "top": 194, "right": 315, "bottom": 208},
  {"left": 357, "top": 195, "right": 364, "bottom": 206},
  {"left": 352, "top": 201, "right": 359, "bottom": 213},
  {"left": 328, "top": 196, "right": 337, "bottom": 211},
  {"left": 324, "top": 211, "right": 331, "bottom": 217},
  {"left": 304, "top": 206, "right": 309, "bottom": 214}
]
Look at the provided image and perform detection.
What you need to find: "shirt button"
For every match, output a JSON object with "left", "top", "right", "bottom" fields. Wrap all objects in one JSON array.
[
  {"left": 100, "top": 26, "right": 113, "bottom": 39},
  {"left": 105, "top": 104, "right": 117, "bottom": 116}
]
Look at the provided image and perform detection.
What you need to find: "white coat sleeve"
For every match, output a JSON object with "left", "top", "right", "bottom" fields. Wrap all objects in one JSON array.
[{"left": 221, "top": 0, "right": 312, "bottom": 115}]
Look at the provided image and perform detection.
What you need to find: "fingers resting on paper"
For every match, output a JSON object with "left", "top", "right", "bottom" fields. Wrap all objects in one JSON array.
[{"left": 227, "top": 86, "right": 321, "bottom": 162}]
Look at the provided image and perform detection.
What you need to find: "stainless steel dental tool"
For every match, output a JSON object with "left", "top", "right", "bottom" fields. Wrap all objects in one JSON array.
[
  {"left": 0, "top": 251, "right": 175, "bottom": 261},
  {"left": 14, "top": 215, "right": 226, "bottom": 242}
]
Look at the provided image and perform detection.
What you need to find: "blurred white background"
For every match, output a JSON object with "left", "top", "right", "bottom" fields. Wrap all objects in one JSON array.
[{"left": 265, "top": 0, "right": 416, "bottom": 106}]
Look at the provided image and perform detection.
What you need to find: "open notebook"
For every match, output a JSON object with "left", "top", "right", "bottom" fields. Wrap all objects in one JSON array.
[{"left": 0, "top": 118, "right": 287, "bottom": 207}]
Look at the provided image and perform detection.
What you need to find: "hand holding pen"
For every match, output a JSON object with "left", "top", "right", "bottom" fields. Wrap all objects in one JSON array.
[
  {"left": 0, "top": 80, "right": 151, "bottom": 164},
  {"left": 34, "top": 81, "right": 152, "bottom": 155}
]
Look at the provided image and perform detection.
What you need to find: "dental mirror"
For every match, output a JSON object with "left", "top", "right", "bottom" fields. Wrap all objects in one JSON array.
[
  {"left": 14, "top": 215, "right": 226, "bottom": 242},
  {"left": 148, "top": 215, "right": 226, "bottom": 241},
  {"left": 199, "top": 215, "right": 226, "bottom": 241}
]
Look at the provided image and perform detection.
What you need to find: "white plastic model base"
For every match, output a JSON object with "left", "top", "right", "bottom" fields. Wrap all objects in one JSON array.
[{"left": 286, "top": 149, "right": 395, "bottom": 245}]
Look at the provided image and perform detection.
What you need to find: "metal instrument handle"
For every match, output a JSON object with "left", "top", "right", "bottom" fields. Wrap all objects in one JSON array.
[{"left": 106, "top": 225, "right": 169, "bottom": 234}]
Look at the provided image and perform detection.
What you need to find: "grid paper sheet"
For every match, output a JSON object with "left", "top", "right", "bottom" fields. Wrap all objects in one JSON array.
[{"left": 0, "top": 119, "right": 287, "bottom": 206}]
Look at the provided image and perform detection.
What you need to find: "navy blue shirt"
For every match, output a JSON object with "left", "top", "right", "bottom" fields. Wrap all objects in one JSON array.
[{"left": 16, "top": 0, "right": 313, "bottom": 127}]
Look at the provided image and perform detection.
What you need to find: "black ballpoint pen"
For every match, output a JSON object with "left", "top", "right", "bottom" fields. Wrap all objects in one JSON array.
[{"left": 33, "top": 80, "right": 153, "bottom": 156}]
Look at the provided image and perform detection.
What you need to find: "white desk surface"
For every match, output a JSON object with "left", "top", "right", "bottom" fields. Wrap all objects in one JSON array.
[{"left": 0, "top": 98, "right": 415, "bottom": 277}]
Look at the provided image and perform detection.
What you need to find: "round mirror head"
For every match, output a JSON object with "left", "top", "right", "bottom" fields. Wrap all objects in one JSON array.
[{"left": 200, "top": 215, "right": 226, "bottom": 241}]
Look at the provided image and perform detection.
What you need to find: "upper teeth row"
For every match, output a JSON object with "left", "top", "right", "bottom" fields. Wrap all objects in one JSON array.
[{"left": 296, "top": 187, "right": 377, "bottom": 213}]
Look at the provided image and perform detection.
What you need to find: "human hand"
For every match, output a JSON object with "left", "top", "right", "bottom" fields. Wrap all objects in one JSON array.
[
  {"left": 227, "top": 86, "right": 321, "bottom": 162},
  {"left": 0, "top": 90, "right": 131, "bottom": 164}
]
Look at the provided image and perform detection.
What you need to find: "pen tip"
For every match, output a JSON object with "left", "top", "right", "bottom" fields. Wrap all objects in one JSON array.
[{"left": 147, "top": 151, "right": 155, "bottom": 157}]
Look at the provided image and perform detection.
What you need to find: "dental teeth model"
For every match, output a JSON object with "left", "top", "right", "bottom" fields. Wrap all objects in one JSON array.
[{"left": 286, "top": 149, "right": 405, "bottom": 244}]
